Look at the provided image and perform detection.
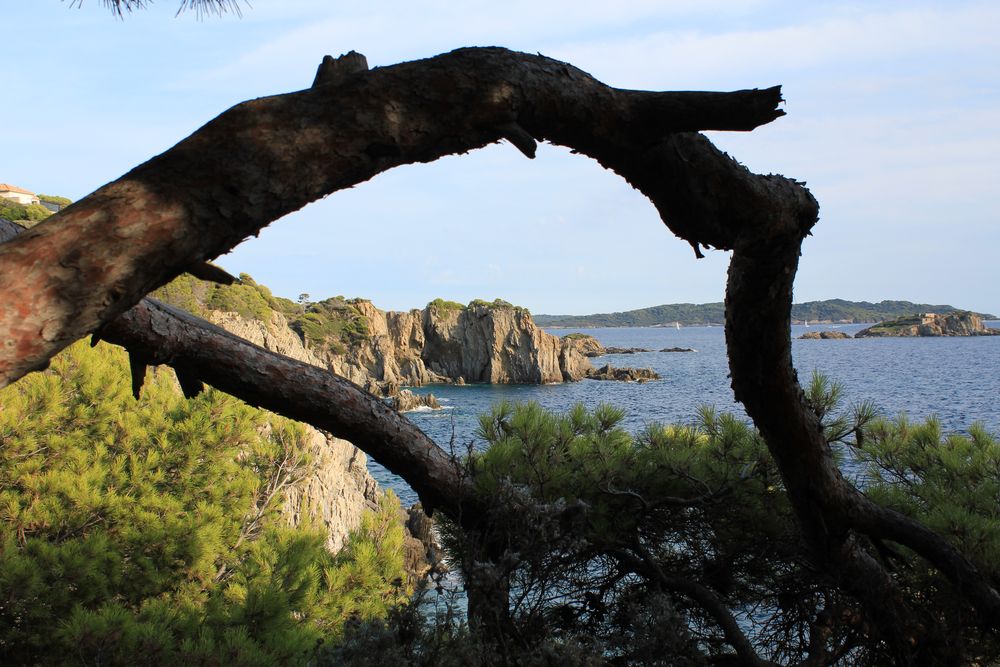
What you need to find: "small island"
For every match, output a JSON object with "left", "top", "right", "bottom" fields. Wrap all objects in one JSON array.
[
  {"left": 799, "top": 331, "right": 852, "bottom": 340},
  {"left": 855, "top": 312, "right": 1000, "bottom": 338}
]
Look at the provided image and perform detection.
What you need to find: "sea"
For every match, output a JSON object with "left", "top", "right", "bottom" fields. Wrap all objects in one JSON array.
[{"left": 371, "top": 323, "right": 1000, "bottom": 506}]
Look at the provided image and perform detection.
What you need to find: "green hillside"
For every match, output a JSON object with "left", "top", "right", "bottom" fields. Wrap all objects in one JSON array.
[{"left": 535, "top": 299, "right": 997, "bottom": 328}]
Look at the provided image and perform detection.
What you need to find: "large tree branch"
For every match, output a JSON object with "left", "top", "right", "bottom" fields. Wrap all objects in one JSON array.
[{"left": 0, "top": 47, "right": 783, "bottom": 387}]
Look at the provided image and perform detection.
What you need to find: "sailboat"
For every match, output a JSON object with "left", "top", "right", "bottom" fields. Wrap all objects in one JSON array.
[{"left": 675, "top": 322, "right": 680, "bottom": 331}]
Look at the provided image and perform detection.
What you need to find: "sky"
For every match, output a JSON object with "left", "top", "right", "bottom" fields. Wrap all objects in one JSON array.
[{"left": 4, "top": 1, "right": 999, "bottom": 315}]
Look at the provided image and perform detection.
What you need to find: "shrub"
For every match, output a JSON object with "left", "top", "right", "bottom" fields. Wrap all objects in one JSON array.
[
  {"left": 0, "top": 340, "right": 408, "bottom": 664},
  {"left": 37, "top": 194, "right": 73, "bottom": 209},
  {"left": 427, "top": 298, "right": 465, "bottom": 313}
]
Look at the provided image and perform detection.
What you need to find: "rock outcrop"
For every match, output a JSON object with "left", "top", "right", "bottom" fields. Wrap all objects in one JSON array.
[
  {"left": 280, "top": 427, "right": 380, "bottom": 553},
  {"left": 314, "top": 300, "right": 597, "bottom": 393},
  {"left": 587, "top": 363, "right": 660, "bottom": 382},
  {"left": 604, "top": 346, "right": 654, "bottom": 354},
  {"left": 209, "top": 310, "right": 324, "bottom": 366},
  {"left": 855, "top": 312, "right": 1000, "bottom": 338},
  {"left": 560, "top": 333, "right": 606, "bottom": 358},
  {"left": 392, "top": 389, "right": 442, "bottom": 412},
  {"left": 208, "top": 310, "right": 433, "bottom": 578},
  {"left": 799, "top": 331, "right": 852, "bottom": 340},
  {"left": 660, "top": 347, "right": 696, "bottom": 352}
]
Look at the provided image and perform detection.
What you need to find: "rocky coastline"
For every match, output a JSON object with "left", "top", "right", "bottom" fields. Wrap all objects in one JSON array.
[{"left": 855, "top": 312, "right": 1000, "bottom": 338}]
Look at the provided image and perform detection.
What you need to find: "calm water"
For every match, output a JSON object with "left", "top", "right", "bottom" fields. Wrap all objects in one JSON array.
[{"left": 373, "top": 323, "right": 1000, "bottom": 505}]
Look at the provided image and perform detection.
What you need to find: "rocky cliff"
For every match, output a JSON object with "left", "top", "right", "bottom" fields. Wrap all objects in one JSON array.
[
  {"left": 204, "top": 309, "right": 384, "bottom": 554},
  {"left": 313, "top": 299, "right": 595, "bottom": 395},
  {"left": 855, "top": 312, "right": 1000, "bottom": 337}
]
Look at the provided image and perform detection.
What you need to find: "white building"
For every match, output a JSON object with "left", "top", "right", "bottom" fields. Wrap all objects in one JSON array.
[{"left": 0, "top": 184, "right": 40, "bottom": 206}]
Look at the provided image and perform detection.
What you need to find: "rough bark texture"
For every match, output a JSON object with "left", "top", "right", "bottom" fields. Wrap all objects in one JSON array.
[{"left": 1, "top": 46, "right": 997, "bottom": 659}]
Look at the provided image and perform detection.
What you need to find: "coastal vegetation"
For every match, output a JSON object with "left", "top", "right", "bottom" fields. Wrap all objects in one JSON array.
[
  {"left": 0, "top": 340, "right": 409, "bottom": 665},
  {"left": 0, "top": 193, "right": 72, "bottom": 225},
  {"left": 331, "top": 384, "right": 1000, "bottom": 664},
  {"left": 0, "top": 200, "right": 54, "bottom": 224},
  {"left": 427, "top": 298, "right": 465, "bottom": 313},
  {"left": 153, "top": 273, "right": 373, "bottom": 355},
  {"left": 535, "top": 299, "right": 996, "bottom": 328}
]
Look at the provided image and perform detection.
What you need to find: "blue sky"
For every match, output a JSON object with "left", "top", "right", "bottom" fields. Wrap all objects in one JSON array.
[{"left": 5, "top": 1, "right": 999, "bottom": 314}]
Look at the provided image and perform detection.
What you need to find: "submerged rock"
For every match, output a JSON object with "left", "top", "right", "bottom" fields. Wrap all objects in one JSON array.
[{"left": 660, "top": 347, "right": 696, "bottom": 352}]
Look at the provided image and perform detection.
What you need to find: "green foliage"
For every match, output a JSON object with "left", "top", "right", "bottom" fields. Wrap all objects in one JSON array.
[
  {"left": 425, "top": 382, "right": 1000, "bottom": 664},
  {"left": 433, "top": 401, "right": 793, "bottom": 663},
  {"left": 856, "top": 415, "right": 1000, "bottom": 652},
  {"left": 291, "top": 297, "right": 371, "bottom": 354},
  {"left": 427, "top": 298, "right": 465, "bottom": 313},
  {"left": 153, "top": 274, "right": 374, "bottom": 355},
  {"left": 37, "top": 194, "right": 73, "bottom": 208},
  {"left": 154, "top": 272, "right": 289, "bottom": 323},
  {"left": 467, "top": 298, "right": 530, "bottom": 315},
  {"left": 0, "top": 200, "right": 52, "bottom": 224},
  {"left": 0, "top": 341, "right": 407, "bottom": 664}
]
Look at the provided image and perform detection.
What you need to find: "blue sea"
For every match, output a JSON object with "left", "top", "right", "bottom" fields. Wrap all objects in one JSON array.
[{"left": 372, "top": 323, "right": 1000, "bottom": 505}]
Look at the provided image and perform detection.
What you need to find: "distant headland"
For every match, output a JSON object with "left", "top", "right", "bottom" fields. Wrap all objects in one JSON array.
[{"left": 535, "top": 300, "right": 997, "bottom": 329}]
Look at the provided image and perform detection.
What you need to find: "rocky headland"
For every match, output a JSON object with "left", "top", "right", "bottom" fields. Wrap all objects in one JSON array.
[
  {"left": 855, "top": 312, "right": 1000, "bottom": 338},
  {"left": 150, "top": 274, "right": 662, "bottom": 578}
]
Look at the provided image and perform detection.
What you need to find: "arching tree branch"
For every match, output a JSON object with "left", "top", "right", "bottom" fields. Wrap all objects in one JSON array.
[{"left": 0, "top": 47, "right": 783, "bottom": 388}]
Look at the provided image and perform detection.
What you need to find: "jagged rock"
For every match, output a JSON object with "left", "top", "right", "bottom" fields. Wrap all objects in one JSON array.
[
  {"left": 587, "top": 363, "right": 660, "bottom": 382},
  {"left": 207, "top": 311, "right": 387, "bottom": 558},
  {"left": 855, "top": 312, "right": 1000, "bottom": 337},
  {"left": 660, "top": 346, "right": 696, "bottom": 352},
  {"left": 317, "top": 300, "right": 595, "bottom": 391},
  {"left": 603, "top": 346, "right": 653, "bottom": 354},
  {"left": 279, "top": 427, "right": 380, "bottom": 554},
  {"left": 392, "top": 389, "right": 442, "bottom": 412},
  {"left": 798, "top": 331, "right": 852, "bottom": 340},
  {"left": 402, "top": 503, "right": 446, "bottom": 584},
  {"left": 209, "top": 310, "right": 324, "bottom": 366},
  {"left": 560, "top": 333, "right": 606, "bottom": 358},
  {"left": 559, "top": 336, "right": 596, "bottom": 381}
]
